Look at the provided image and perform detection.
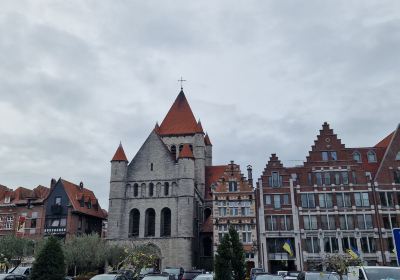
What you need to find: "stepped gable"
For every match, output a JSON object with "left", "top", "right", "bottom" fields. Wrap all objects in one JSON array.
[
  {"left": 111, "top": 143, "right": 128, "bottom": 162},
  {"left": 205, "top": 165, "right": 227, "bottom": 200},
  {"left": 261, "top": 153, "right": 285, "bottom": 176},
  {"left": 178, "top": 144, "right": 194, "bottom": 159},
  {"left": 60, "top": 179, "right": 106, "bottom": 219},
  {"left": 305, "top": 122, "right": 346, "bottom": 164},
  {"left": 158, "top": 90, "right": 202, "bottom": 136},
  {"left": 204, "top": 133, "right": 212, "bottom": 146}
]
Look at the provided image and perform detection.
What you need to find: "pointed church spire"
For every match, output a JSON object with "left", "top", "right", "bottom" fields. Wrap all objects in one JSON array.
[
  {"left": 158, "top": 90, "right": 200, "bottom": 136},
  {"left": 204, "top": 133, "right": 212, "bottom": 146},
  {"left": 154, "top": 122, "right": 160, "bottom": 134},
  {"left": 197, "top": 119, "right": 204, "bottom": 134},
  {"left": 111, "top": 143, "right": 128, "bottom": 162}
]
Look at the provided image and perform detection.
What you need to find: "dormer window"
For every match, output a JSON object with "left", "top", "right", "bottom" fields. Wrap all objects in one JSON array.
[
  {"left": 228, "top": 181, "right": 237, "bottom": 192},
  {"left": 4, "top": 196, "right": 10, "bottom": 204},
  {"left": 353, "top": 151, "right": 361, "bottom": 163},
  {"left": 55, "top": 196, "right": 61, "bottom": 206},
  {"left": 367, "top": 151, "right": 377, "bottom": 163},
  {"left": 87, "top": 200, "right": 92, "bottom": 209},
  {"left": 396, "top": 151, "right": 400, "bottom": 161}
]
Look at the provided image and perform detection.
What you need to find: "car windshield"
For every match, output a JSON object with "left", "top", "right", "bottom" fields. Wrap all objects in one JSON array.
[
  {"left": 256, "top": 275, "right": 283, "bottom": 280},
  {"left": 363, "top": 267, "right": 400, "bottom": 280},
  {"left": 90, "top": 275, "right": 116, "bottom": 280},
  {"left": 142, "top": 277, "right": 168, "bottom": 280},
  {"left": 12, "top": 267, "right": 29, "bottom": 274},
  {"left": 194, "top": 275, "right": 213, "bottom": 280},
  {"left": 163, "top": 268, "right": 180, "bottom": 275},
  {"left": 306, "top": 273, "right": 339, "bottom": 280}
]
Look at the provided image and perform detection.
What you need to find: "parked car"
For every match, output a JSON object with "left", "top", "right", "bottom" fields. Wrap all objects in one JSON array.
[
  {"left": 162, "top": 267, "right": 184, "bottom": 280},
  {"left": 278, "top": 272, "right": 289, "bottom": 277},
  {"left": 193, "top": 274, "right": 213, "bottom": 280},
  {"left": 139, "top": 268, "right": 156, "bottom": 279},
  {"left": 108, "top": 270, "right": 135, "bottom": 280},
  {"left": 90, "top": 274, "right": 128, "bottom": 280},
  {"left": 297, "top": 272, "right": 339, "bottom": 280},
  {"left": 181, "top": 270, "right": 203, "bottom": 280},
  {"left": 10, "top": 266, "right": 31, "bottom": 279},
  {"left": 284, "top": 271, "right": 301, "bottom": 280},
  {"left": 250, "top": 269, "right": 265, "bottom": 280},
  {"left": 142, "top": 273, "right": 175, "bottom": 280},
  {"left": 255, "top": 274, "right": 283, "bottom": 280},
  {"left": 0, "top": 275, "right": 27, "bottom": 280},
  {"left": 357, "top": 266, "right": 400, "bottom": 280}
]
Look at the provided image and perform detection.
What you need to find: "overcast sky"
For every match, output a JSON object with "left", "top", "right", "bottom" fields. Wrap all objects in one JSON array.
[{"left": 1, "top": 1, "right": 399, "bottom": 209}]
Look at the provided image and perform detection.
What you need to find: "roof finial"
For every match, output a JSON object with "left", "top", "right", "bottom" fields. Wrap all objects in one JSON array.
[{"left": 178, "top": 76, "right": 186, "bottom": 91}]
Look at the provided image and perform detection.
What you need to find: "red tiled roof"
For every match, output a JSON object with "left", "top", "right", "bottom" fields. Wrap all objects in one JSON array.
[
  {"left": 205, "top": 165, "right": 227, "bottom": 200},
  {"left": 158, "top": 91, "right": 201, "bottom": 136},
  {"left": 178, "top": 144, "right": 194, "bottom": 159},
  {"left": 111, "top": 143, "right": 128, "bottom": 162},
  {"left": 61, "top": 179, "right": 107, "bottom": 219},
  {"left": 204, "top": 134, "right": 212, "bottom": 146},
  {"left": 375, "top": 131, "right": 394, "bottom": 148}
]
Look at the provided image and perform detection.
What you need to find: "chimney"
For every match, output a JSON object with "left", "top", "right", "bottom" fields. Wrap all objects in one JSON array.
[
  {"left": 50, "top": 178, "right": 57, "bottom": 189},
  {"left": 79, "top": 181, "right": 84, "bottom": 190},
  {"left": 247, "top": 165, "right": 253, "bottom": 186}
]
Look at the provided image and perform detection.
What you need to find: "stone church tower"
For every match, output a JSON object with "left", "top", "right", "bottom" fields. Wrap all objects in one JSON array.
[{"left": 108, "top": 90, "right": 213, "bottom": 270}]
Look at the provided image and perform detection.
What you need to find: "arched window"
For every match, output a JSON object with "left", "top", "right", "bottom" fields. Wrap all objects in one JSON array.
[
  {"left": 160, "top": 208, "right": 171, "bottom": 236},
  {"left": 145, "top": 208, "right": 156, "bottom": 237},
  {"left": 353, "top": 152, "right": 362, "bottom": 163},
  {"left": 164, "top": 182, "right": 169, "bottom": 196},
  {"left": 204, "top": 208, "right": 212, "bottom": 221},
  {"left": 141, "top": 183, "right": 146, "bottom": 197},
  {"left": 129, "top": 209, "right": 140, "bottom": 237},
  {"left": 133, "top": 183, "right": 139, "bottom": 197},
  {"left": 149, "top": 183, "right": 154, "bottom": 197},
  {"left": 203, "top": 237, "right": 212, "bottom": 257},
  {"left": 367, "top": 151, "right": 377, "bottom": 163},
  {"left": 171, "top": 145, "right": 177, "bottom": 159},
  {"left": 179, "top": 144, "right": 183, "bottom": 152}
]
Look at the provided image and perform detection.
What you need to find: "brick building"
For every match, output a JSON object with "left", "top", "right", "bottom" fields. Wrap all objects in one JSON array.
[
  {"left": 44, "top": 178, "right": 107, "bottom": 238},
  {"left": 0, "top": 184, "right": 49, "bottom": 239},
  {"left": 257, "top": 122, "right": 400, "bottom": 272},
  {"left": 208, "top": 161, "right": 258, "bottom": 271}
]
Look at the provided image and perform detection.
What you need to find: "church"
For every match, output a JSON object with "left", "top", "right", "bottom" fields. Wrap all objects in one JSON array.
[{"left": 107, "top": 89, "right": 214, "bottom": 270}]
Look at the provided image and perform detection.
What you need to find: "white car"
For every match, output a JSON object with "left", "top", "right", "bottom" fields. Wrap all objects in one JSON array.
[
  {"left": 358, "top": 266, "right": 400, "bottom": 280},
  {"left": 193, "top": 274, "right": 214, "bottom": 280}
]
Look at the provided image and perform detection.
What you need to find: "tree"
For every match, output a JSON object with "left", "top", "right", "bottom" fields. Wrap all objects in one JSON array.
[
  {"left": 64, "top": 234, "right": 107, "bottom": 276},
  {"left": 323, "top": 253, "right": 362, "bottom": 280},
  {"left": 119, "top": 243, "right": 160, "bottom": 279},
  {"left": 229, "top": 227, "right": 246, "bottom": 280},
  {"left": 106, "top": 244, "right": 128, "bottom": 271},
  {"left": 214, "top": 233, "right": 232, "bottom": 280},
  {"left": 31, "top": 236, "right": 65, "bottom": 280},
  {"left": 0, "top": 235, "right": 33, "bottom": 270}
]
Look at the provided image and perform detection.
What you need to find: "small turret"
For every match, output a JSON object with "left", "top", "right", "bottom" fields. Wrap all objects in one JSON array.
[
  {"left": 204, "top": 133, "right": 212, "bottom": 166},
  {"left": 110, "top": 142, "right": 128, "bottom": 182}
]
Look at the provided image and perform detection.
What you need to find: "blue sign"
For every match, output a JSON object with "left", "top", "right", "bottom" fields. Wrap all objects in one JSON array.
[{"left": 393, "top": 228, "right": 400, "bottom": 266}]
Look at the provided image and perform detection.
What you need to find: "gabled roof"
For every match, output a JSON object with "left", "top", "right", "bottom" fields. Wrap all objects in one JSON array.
[
  {"left": 111, "top": 143, "right": 128, "bottom": 162},
  {"left": 205, "top": 165, "right": 227, "bottom": 200},
  {"left": 60, "top": 179, "right": 107, "bottom": 219},
  {"left": 375, "top": 131, "right": 394, "bottom": 148},
  {"left": 158, "top": 90, "right": 202, "bottom": 136},
  {"left": 178, "top": 144, "right": 194, "bottom": 159}
]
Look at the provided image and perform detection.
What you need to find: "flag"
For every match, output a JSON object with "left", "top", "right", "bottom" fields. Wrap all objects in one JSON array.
[
  {"left": 347, "top": 246, "right": 360, "bottom": 259},
  {"left": 283, "top": 239, "right": 294, "bottom": 256}
]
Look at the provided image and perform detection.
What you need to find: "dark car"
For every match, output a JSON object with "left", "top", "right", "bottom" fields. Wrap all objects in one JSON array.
[
  {"left": 0, "top": 275, "right": 27, "bottom": 280},
  {"left": 297, "top": 272, "right": 339, "bottom": 280},
  {"left": 162, "top": 267, "right": 184, "bottom": 280},
  {"left": 181, "top": 270, "right": 204, "bottom": 280}
]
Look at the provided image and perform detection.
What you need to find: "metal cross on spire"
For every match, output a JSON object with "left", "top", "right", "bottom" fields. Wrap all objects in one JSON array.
[{"left": 178, "top": 76, "right": 186, "bottom": 90}]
